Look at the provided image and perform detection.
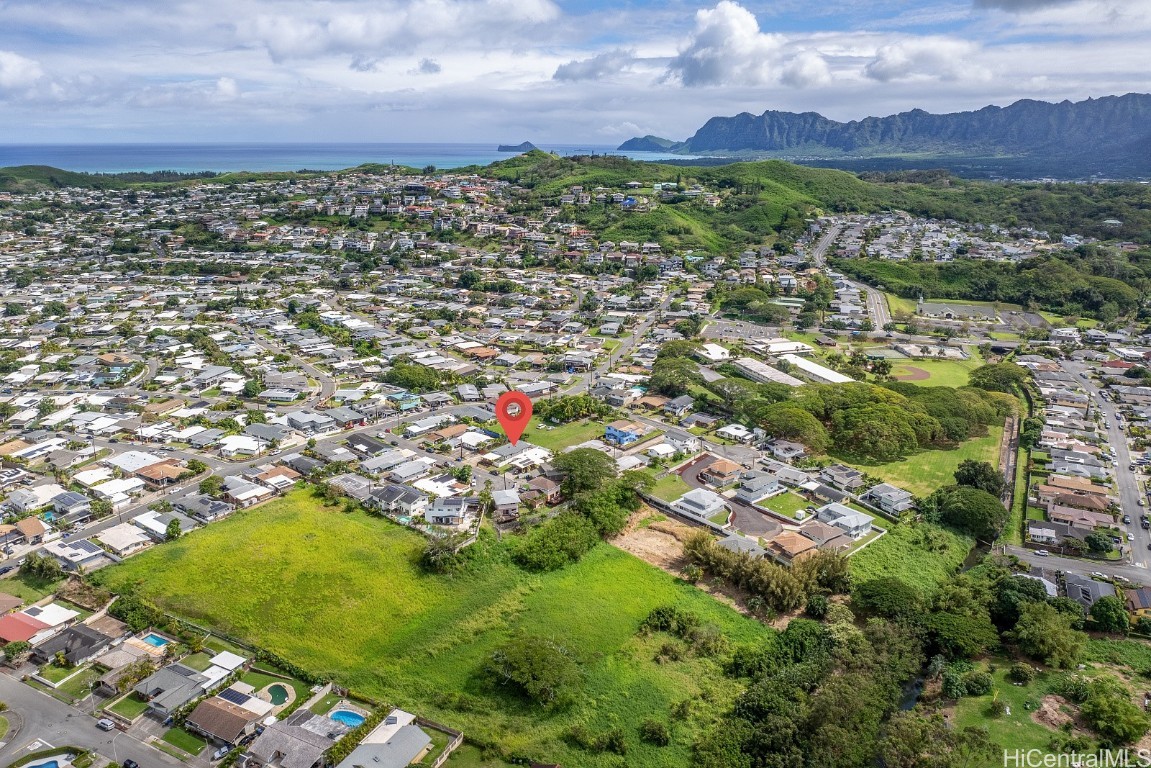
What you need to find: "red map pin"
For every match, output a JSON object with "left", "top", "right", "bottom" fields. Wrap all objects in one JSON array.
[{"left": 495, "top": 390, "right": 532, "bottom": 445}]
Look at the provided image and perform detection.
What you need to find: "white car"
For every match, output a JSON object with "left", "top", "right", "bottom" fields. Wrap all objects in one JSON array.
[{"left": 1128, "top": 533, "right": 1135, "bottom": 541}]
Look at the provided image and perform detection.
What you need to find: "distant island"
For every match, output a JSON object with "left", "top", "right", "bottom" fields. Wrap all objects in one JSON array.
[
  {"left": 497, "top": 141, "right": 538, "bottom": 152},
  {"left": 618, "top": 94, "right": 1151, "bottom": 178}
]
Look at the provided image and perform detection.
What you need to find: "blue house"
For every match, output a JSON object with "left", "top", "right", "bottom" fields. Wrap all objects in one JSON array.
[{"left": 605, "top": 420, "right": 648, "bottom": 446}]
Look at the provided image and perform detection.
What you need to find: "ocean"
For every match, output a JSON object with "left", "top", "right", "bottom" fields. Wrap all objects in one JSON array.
[{"left": 0, "top": 143, "right": 694, "bottom": 174}]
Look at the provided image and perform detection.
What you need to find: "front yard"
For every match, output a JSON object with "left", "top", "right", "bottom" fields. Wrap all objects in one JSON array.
[
  {"left": 108, "top": 692, "right": 151, "bottom": 720},
  {"left": 161, "top": 727, "right": 207, "bottom": 756}
]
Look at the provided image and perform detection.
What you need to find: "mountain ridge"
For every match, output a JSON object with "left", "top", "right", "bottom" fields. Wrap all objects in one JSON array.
[{"left": 618, "top": 94, "right": 1151, "bottom": 177}]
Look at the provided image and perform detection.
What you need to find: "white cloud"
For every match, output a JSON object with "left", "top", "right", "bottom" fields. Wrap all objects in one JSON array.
[
  {"left": 0, "top": 50, "right": 44, "bottom": 93},
  {"left": 667, "top": 1, "right": 784, "bottom": 86},
  {"left": 554, "top": 50, "right": 633, "bottom": 82},
  {"left": 974, "top": 0, "right": 1078, "bottom": 10},
  {"left": 242, "top": 0, "right": 562, "bottom": 62},
  {"left": 864, "top": 38, "right": 986, "bottom": 82},
  {"left": 780, "top": 50, "right": 832, "bottom": 88}
]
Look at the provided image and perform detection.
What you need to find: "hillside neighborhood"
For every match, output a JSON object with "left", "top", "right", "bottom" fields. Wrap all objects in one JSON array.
[{"left": 1, "top": 165, "right": 1151, "bottom": 768}]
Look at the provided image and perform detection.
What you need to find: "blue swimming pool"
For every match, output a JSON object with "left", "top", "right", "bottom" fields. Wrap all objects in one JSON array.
[
  {"left": 329, "top": 709, "right": 366, "bottom": 727},
  {"left": 142, "top": 633, "right": 171, "bottom": 647},
  {"left": 26, "top": 760, "right": 61, "bottom": 768}
]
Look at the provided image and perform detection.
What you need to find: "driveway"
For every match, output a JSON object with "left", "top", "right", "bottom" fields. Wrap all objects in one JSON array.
[{"left": 678, "top": 454, "right": 782, "bottom": 539}]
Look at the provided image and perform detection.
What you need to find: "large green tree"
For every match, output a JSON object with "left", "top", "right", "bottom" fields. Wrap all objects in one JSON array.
[
  {"left": 1009, "top": 601, "right": 1086, "bottom": 669},
  {"left": 552, "top": 448, "right": 617, "bottom": 498}
]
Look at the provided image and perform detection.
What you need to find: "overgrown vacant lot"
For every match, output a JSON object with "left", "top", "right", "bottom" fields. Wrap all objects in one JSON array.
[
  {"left": 96, "top": 489, "right": 772, "bottom": 767},
  {"left": 849, "top": 521, "right": 974, "bottom": 594},
  {"left": 847, "top": 425, "right": 1003, "bottom": 497}
]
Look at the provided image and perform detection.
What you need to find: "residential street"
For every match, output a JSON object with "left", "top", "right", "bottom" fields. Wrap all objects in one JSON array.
[
  {"left": 0, "top": 673, "right": 183, "bottom": 768},
  {"left": 1063, "top": 360, "right": 1149, "bottom": 568}
]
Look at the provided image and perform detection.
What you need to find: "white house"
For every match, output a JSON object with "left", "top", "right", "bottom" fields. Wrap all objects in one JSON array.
[{"left": 672, "top": 488, "right": 727, "bottom": 521}]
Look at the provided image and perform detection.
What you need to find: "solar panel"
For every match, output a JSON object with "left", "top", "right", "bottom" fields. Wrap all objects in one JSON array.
[{"left": 218, "top": 688, "right": 250, "bottom": 705}]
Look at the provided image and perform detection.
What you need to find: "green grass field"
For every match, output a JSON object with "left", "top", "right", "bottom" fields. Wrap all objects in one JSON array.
[
  {"left": 95, "top": 489, "right": 773, "bottom": 767},
  {"left": 883, "top": 293, "right": 917, "bottom": 316},
  {"left": 848, "top": 521, "right": 974, "bottom": 594},
  {"left": 889, "top": 357, "right": 982, "bottom": 388},
  {"left": 951, "top": 658, "right": 1061, "bottom": 752},
  {"left": 847, "top": 425, "right": 1003, "bottom": 497},
  {"left": 646, "top": 472, "right": 691, "bottom": 502},
  {"left": 758, "top": 492, "right": 810, "bottom": 521},
  {"left": 522, "top": 417, "right": 606, "bottom": 452}
]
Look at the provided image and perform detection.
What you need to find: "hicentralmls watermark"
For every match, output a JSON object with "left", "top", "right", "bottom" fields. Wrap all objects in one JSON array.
[{"left": 1005, "top": 749, "right": 1151, "bottom": 767}]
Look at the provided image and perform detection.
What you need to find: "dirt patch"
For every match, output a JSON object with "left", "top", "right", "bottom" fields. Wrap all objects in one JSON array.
[
  {"left": 613, "top": 515, "right": 695, "bottom": 573},
  {"left": 894, "top": 365, "right": 931, "bottom": 381},
  {"left": 1031, "top": 695, "right": 1074, "bottom": 730},
  {"left": 612, "top": 512, "right": 800, "bottom": 629},
  {"left": 57, "top": 576, "right": 112, "bottom": 611}
]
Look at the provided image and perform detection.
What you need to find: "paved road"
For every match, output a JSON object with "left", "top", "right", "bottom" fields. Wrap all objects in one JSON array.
[
  {"left": 1005, "top": 545, "right": 1149, "bottom": 585},
  {"left": 0, "top": 673, "right": 182, "bottom": 768},
  {"left": 1063, "top": 360, "right": 1149, "bottom": 566}
]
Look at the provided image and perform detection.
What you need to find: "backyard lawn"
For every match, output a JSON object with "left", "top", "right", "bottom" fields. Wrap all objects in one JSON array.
[
  {"left": 0, "top": 572, "right": 63, "bottom": 604},
  {"left": 520, "top": 417, "right": 606, "bottom": 452},
  {"left": 848, "top": 521, "right": 974, "bottom": 594},
  {"left": 57, "top": 666, "right": 101, "bottom": 701},
  {"left": 645, "top": 472, "right": 691, "bottom": 502},
  {"left": 96, "top": 489, "right": 773, "bottom": 768},
  {"left": 847, "top": 425, "right": 1003, "bottom": 498},
  {"left": 757, "top": 491, "right": 810, "bottom": 520}
]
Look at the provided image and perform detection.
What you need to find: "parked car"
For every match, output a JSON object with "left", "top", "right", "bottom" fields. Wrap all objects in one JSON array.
[
  {"left": 1124, "top": 515, "right": 1132, "bottom": 524},
  {"left": 1128, "top": 533, "right": 1135, "bottom": 541},
  {"left": 123, "top": 760, "right": 139, "bottom": 768},
  {"left": 0, "top": 566, "right": 14, "bottom": 576},
  {"left": 96, "top": 718, "right": 115, "bottom": 731},
  {"left": 212, "top": 747, "right": 231, "bottom": 761},
  {"left": 1035, "top": 549, "right": 1049, "bottom": 556}
]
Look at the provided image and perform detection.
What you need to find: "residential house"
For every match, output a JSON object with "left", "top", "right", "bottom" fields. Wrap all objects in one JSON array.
[
  {"left": 671, "top": 488, "right": 727, "bottom": 521},
  {"left": 815, "top": 503, "right": 873, "bottom": 538},
  {"left": 135, "top": 663, "right": 211, "bottom": 716},
  {"left": 173, "top": 493, "right": 234, "bottom": 522},
  {"left": 186, "top": 697, "right": 261, "bottom": 746},
  {"left": 1124, "top": 587, "right": 1151, "bottom": 618},
  {"left": 862, "top": 483, "right": 916, "bottom": 515},
  {"left": 222, "top": 476, "right": 275, "bottom": 508},
  {"left": 765, "top": 531, "right": 817, "bottom": 565},
  {"left": 332, "top": 710, "right": 433, "bottom": 768},
  {"left": 735, "top": 472, "right": 780, "bottom": 504},
  {"left": 701, "top": 458, "right": 742, "bottom": 487},
  {"left": 427, "top": 496, "right": 478, "bottom": 526},
  {"left": 367, "top": 485, "right": 428, "bottom": 517},
  {"left": 768, "top": 440, "right": 806, "bottom": 463},
  {"left": 819, "top": 465, "right": 864, "bottom": 492},
  {"left": 1064, "top": 573, "right": 1116, "bottom": 611},
  {"left": 663, "top": 395, "right": 694, "bottom": 418},
  {"left": 30, "top": 625, "right": 114, "bottom": 667},
  {"left": 241, "top": 709, "right": 349, "bottom": 768},
  {"left": 527, "top": 476, "right": 561, "bottom": 505},
  {"left": 605, "top": 419, "right": 648, "bottom": 446}
]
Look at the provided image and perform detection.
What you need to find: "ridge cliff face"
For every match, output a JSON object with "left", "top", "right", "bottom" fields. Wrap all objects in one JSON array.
[{"left": 618, "top": 95, "right": 1151, "bottom": 174}]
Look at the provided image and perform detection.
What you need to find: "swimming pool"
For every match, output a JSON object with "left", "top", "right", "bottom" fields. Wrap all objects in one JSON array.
[
  {"left": 142, "top": 633, "right": 171, "bottom": 648},
  {"left": 267, "top": 683, "right": 289, "bottom": 705},
  {"left": 26, "top": 760, "right": 61, "bottom": 768},
  {"left": 329, "top": 709, "right": 366, "bottom": 727}
]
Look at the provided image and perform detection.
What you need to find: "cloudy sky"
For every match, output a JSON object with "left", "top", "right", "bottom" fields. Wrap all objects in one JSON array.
[{"left": 0, "top": 0, "right": 1147, "bottom": 144}]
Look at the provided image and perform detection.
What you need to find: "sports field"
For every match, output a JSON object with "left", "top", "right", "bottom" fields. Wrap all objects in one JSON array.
[
  {"left": 889, "top": 357, "right": 982, "bottom": 388},
  {"left": 95, "top": 489, "right": 772, "bottom": 768}
]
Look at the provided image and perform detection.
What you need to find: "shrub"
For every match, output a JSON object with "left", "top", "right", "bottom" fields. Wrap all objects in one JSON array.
[
  {"left": 806, "top": 594, "right": 829, "bottom": 619},
  {"left": 1008, "top": 662, "right": 1036, "bottom": 684},
  {"left": 639, "top": 719, "right": 671, "bottom": 746},
  {"left": 963, "top": 671, "right": 994, "bottom": 696}
]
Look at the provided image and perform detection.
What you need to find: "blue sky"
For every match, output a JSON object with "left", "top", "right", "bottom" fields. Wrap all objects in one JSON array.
[{"left": 0, "top": 0, "right": 1146, "bottom": 143}]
